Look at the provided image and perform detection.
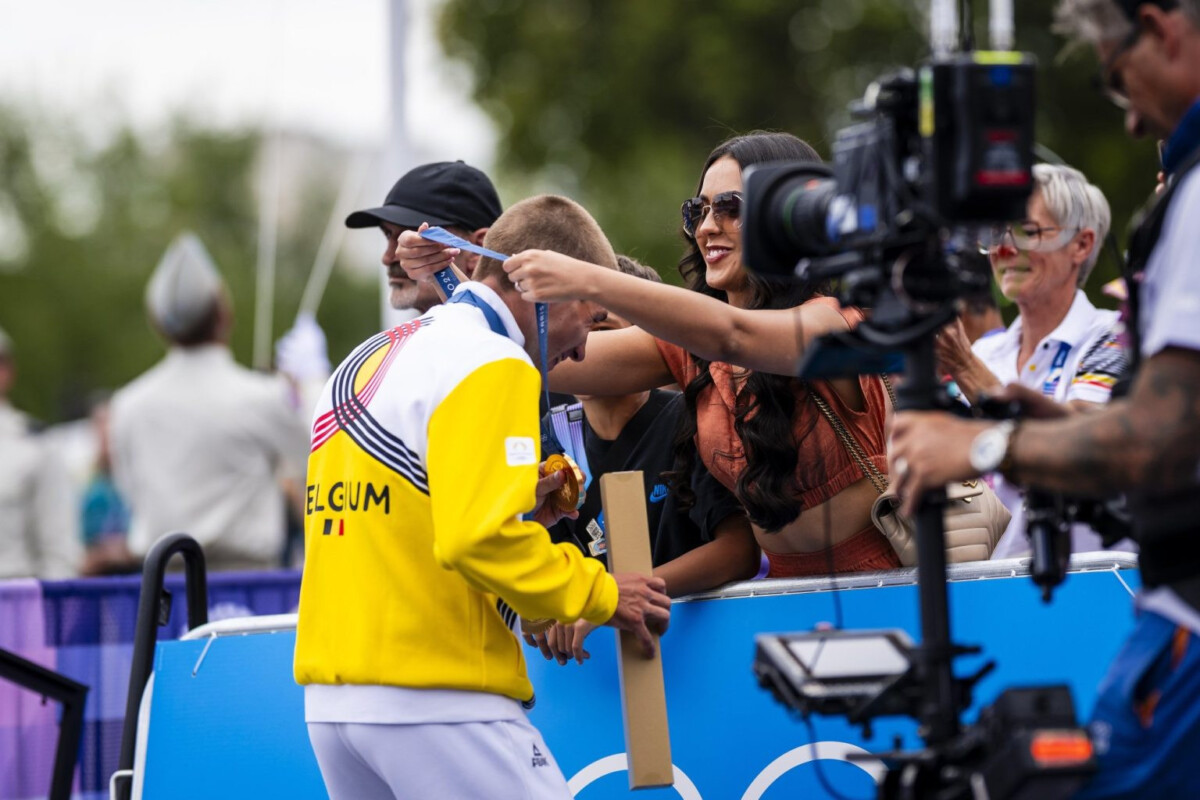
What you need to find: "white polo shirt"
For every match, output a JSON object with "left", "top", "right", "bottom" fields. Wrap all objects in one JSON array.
[
  {"left": 0, "top": 401, "right": 80, "bottom": 578},
  {"left": 973, "top": 290, "right": 1119, "bottom": 405},
  {"left": 974, "top": 291, "right": 1129, "bottom": 559}
]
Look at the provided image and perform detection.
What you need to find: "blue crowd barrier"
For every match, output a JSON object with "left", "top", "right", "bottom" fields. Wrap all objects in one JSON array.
[{"left": 129, "top": 554, "right": 1138, "bottom": 799}]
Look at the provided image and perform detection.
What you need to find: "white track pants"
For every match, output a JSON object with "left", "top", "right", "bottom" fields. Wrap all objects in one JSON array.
[{"left": 307, "top": 716, "right": 572, "bottom": 800}]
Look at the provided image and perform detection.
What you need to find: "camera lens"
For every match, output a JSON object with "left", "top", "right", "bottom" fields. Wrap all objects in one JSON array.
[{"left": 742, "top": 162, "right": 837, "bottom": 278}]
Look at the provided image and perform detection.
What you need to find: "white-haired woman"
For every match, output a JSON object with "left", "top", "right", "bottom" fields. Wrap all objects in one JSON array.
[{"left": 937, "top": 162, "right": 1131, "bottom": 557}]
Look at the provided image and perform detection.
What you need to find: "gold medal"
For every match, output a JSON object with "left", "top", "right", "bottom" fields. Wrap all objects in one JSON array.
[{"left": 542, "top": 453, "right": 586, "bottom": 512}]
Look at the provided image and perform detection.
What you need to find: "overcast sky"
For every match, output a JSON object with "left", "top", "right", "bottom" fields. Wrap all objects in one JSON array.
[{"left": 0, "top": 0, "right": 496, "bottom": 165}]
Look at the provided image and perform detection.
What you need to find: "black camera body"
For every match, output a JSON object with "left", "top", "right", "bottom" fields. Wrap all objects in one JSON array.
[{"left": 743, "top": 53, "right": 1036, "bottom": 315}]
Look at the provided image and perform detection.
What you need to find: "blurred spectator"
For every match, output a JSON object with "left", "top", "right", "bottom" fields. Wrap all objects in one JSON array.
[
  {"left": 0, "top": 326, "right": 81, "bottom": 578},
  {"left": 109, "top": 234, "right": 308, "bottom": 571},
  {"left": 934, "top": 163, "right": 1130, "bottom": 557},
  {"left": 78, "top": 395, "right": 139, "bottom": 576}
]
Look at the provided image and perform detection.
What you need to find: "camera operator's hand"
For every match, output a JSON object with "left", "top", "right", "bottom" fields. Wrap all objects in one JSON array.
[
  {"left": 936, "top": 318, "right": 1002, "bottom": 403},
  {"left": 605, "top": 572, "right": 671, "bottom": 658},
  {"left": 890, "top": 413, "right": 991, "bottom": 517},
  {"left": 395, "top": 223, "right": 462, "bottom": 282},
  {"left": 504, "top": 250, "right": 603, "bottom": 302},
  {"left": 984, "top": 384, "right": 1072, "bottom": 420}
]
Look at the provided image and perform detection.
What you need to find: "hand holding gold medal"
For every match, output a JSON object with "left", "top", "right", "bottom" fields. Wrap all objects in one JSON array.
[{"left": 541, "top": 453, "right": 586, "bottom": 513}]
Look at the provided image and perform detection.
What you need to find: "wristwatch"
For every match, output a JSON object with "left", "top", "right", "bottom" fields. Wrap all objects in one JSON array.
[{"left": 969, "top": 420, "right": 1018, "bottom": 475}]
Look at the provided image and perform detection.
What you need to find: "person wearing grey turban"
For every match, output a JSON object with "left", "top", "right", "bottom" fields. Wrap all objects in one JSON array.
[
  {"left": 108, "top": 233, "right": 309, "bottom": 571},
  {"left": 143, "top": 233, "right": 229, "bottom": 344}
]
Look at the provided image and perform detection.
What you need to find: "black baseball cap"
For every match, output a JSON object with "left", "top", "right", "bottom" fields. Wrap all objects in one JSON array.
[
  {"left": 1116, "top": 0, "right": 1177, "bottom": 20},
  {"left": 345, "top": 160, "right": 502, "bottom": 231}
]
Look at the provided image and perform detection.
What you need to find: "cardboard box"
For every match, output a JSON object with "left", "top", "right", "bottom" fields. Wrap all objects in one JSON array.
[{"left": 599, "top": 471, "right": 674, "bottom": 789}]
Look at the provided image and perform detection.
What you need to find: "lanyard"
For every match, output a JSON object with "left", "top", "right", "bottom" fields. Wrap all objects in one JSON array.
[
  {"left": 1041, "top": 341, "right": 1073, "bottom": 397},
  {"left": 446, "top": 291, "right": 507, "bottom": 337},
  {"left": 420, "top": 227, "right": 551, "bottom": 410}
]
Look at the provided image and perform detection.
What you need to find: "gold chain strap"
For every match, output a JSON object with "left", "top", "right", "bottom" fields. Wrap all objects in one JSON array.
[
  {"left": 810, "top": 390, "right": 890, "bottom": 496},
  {"left": 881, "top": 374, "right": 898, "bottom": 410}
]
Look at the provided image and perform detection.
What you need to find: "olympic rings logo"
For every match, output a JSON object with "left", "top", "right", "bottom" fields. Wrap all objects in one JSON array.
[{"left": 566, "top": 741, "right": 884, "bottom": 798}]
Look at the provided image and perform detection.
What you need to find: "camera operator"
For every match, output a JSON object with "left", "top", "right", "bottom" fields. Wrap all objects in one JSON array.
[
  {"left": 936, "top": 163, "right": 1131, "bottom": 559},
  {"left": 890, "top": 1, "right": 1200, "bottom": 795}
]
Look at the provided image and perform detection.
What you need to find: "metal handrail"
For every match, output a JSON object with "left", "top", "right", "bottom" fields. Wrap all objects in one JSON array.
[{"left": 114, "top": 532, "right": 208, "bottom": 800}]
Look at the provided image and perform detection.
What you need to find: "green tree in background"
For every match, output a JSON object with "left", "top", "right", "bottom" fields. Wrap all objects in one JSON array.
[
  {"left": 438, "top": 0, "right": 1159, "bottom": 300},
  {"left": 0, "top": 105, "right": 378, "bottom": 423}
]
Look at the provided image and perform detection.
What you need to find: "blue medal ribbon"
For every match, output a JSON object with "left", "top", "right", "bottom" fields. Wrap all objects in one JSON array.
[
  {"left": 446, "top": 291, "right": 507, "bottom": 338},
  {"left": 421, "top": 226, "right": 552, "bottom": 411}
]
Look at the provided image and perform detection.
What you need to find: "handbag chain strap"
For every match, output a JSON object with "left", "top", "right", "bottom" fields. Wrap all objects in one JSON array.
[
  {"left": 810, "top": 389, "right": 890, "bottom": 496},
  {"left": 881, "top": 373, "right": 898, "bottom": 409}
]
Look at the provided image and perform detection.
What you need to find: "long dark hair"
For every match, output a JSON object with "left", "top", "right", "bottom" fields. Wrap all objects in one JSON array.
[{"left": 667, "top": 131, "right": 826, "bottom": 532}]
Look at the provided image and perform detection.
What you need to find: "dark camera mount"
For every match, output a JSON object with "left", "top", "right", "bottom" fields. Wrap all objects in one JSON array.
[
  {"left": 753, "top": 324, "right": 1096, "bottom": 798},
  {"left": 743, "top": 39, "right": 1097, "bottom": 799}
]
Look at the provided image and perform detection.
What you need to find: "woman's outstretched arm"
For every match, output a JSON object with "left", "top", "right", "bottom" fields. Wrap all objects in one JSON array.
[{"left": 505, "top": 250, "right": 850, "bottom": 376}]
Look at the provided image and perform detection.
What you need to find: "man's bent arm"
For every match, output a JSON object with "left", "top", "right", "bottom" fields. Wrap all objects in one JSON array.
[{"left": 427, "top": 357, "right": 618, "bottom": 625}]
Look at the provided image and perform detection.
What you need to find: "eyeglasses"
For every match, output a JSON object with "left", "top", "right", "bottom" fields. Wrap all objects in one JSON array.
[
  {"left": 681, "top": 191, "right": 743, "bottom": 238},
  {"left": 977, "top": 223, "right": 1079, "bottom": 254},
  {"left": 1094, "top": 24, "right": 1144, "bottom": 110}
]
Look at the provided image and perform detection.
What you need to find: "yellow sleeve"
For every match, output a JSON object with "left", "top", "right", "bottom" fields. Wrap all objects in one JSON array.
[{"left": 427, "top": 358, "right": 618, "bottom": 626}]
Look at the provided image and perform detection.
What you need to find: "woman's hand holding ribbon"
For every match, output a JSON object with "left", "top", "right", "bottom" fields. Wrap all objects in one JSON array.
[{"left": 503, "top": 250, "right": 603, "bottom": 303}]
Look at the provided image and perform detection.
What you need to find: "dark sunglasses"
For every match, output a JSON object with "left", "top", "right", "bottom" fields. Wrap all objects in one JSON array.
[{"left": 681, "top": 191, "right": 743, "bottom": 238}]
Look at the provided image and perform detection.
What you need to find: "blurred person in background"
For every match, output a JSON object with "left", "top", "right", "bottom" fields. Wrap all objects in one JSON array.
[
  {"left": 109, "top": 233, "right": 308, "bottom": 571},
  {"left": 0, "top": 326, "right": 81, "bottom": 578},
  {"left": 933, "top": 163, "right": 1131, "bottom": 558},
  {"left": 78, "top": 393, "right": 138, "bottom": 576}
]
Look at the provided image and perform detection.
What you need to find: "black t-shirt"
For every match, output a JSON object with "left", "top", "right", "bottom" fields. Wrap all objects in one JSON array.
[{"left": 541, "top": 389, "right": 742, "bottom": 568}]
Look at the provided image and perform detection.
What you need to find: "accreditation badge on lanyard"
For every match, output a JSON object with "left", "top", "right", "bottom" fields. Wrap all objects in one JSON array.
[{"left": 1041, "top": 341, "right": 1073, "bottom": 397}]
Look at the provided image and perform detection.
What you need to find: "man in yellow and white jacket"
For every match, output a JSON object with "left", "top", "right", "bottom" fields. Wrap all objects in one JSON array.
[{"left": 295, "top": 195, "right": 671, "bottom": 800}]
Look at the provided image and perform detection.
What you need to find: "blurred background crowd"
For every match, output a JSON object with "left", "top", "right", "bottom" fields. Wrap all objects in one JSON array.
[{"left": 0, "top": 0, "right": 1163, "bottom": 580}]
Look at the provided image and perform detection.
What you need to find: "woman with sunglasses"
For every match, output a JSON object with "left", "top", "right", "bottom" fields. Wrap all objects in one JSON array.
[
  {"left": 399, "top": 131, "right": 897, "bottom": 578},
  {"left": 934, "top": 162, "right": 1130, "bottom": 558}
]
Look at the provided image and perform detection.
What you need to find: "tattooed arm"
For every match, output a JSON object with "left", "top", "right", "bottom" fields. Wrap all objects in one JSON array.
[
  {"left": 1010, "top": 347, "right": 1200, "bottom": 495},
  {"left": 888, "top": 347, "right": 1200, "bottom": 512}
]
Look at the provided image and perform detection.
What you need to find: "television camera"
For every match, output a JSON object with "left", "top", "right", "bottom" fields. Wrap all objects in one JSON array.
[{"left": 745, "top": 2, "right": 1097, "bottom": 797}]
